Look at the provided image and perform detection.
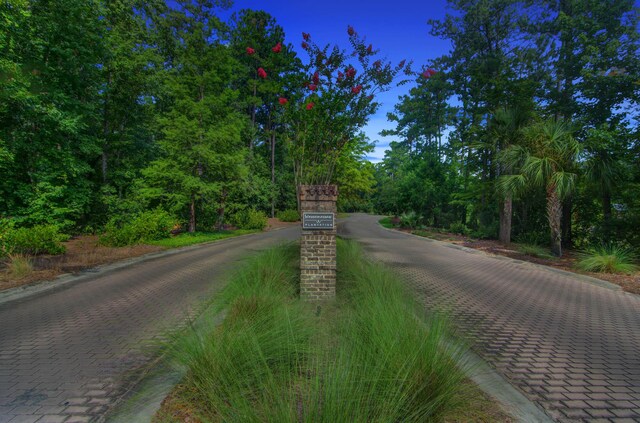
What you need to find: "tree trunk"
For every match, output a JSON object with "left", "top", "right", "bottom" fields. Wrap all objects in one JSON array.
[
  {"left": 499, "top": 195, "right": 512, "bottom": 244},
  {"left": 271, "top": 131, "right": 276, "bottom": 218},
  {"left": 562, "top": 197, "right": 572, "bottom": 248},
  {"left": 603, "top": 191, "right": 612, "bottom": 239},
  {"left": 216, "top": 189, "right": 228, "bottom": 231},
  {"left": 189, "top": 194, "right": 196, "bottom": 233},
  {"left": 547, "top": 185, "right": 562, "bottom": 257}
]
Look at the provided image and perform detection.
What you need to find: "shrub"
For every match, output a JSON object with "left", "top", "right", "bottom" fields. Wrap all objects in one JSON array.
[
  {"left": 577, "top": 244, "right": 638, "bottom": 274},
  {"left": 100, "top": 209, "right": 175, "bottom": 247},
  {"left": 449, "top": 222, "right": 471, "bottom": 236},
  {"left": 399, "top": 211, "right": 421, "bottom": 229},
  {"left": 276, "top": 209, "right": 300, "bottom": 222},
  {"left": 1, "top": 224, "right": 68, "bottom": 256},
  {"left": 233, "top": 208, "right": 268, "bottom": 230}
]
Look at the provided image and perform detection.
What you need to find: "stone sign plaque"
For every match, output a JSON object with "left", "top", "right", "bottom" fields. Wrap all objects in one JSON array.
[{"left": 302, "top": 212, "right": 334, "bottom": 230}]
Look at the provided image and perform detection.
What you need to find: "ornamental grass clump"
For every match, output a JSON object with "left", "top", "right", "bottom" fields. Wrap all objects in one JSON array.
[
  {"left": 577, "top": 244, "right": 638, "bottom": 274},
  {"left": 161, "top": 241, "right": 477, "bottom": 422},
  {"left": 308, "top": 240, "right": 472, "bottom": 422}
]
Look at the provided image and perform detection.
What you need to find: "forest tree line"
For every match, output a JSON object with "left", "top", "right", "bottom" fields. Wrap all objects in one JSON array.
[
  {"left": 1, "top": 0, "right": 383, "bottom": 239},
  {"left": 374, "top": 0, "right": 639, "bottom": 256},
  {"left": 1, "top": 0, "right": 639, "bottom": 258}
]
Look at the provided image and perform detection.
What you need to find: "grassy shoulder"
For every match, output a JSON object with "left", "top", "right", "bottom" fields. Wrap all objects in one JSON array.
[
  {"left": 154, "top": 239, "right": 510, "bottom": 422},
  {"left": 147, "top": 230, "right": 258, "bottom": 248},
  {"left": 379, "top": 217, "right": 640, "bottom": 295},
  {"left": 0, "top": 228, "right": 264, "bottom": 293}
]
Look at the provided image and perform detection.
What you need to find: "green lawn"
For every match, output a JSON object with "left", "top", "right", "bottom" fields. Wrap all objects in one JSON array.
[
  {"left": 378, "top": 216, "right": 394, "bottom": 228},
  {"left": 148, "top": 229, "right": 258, "bottom": 248}
]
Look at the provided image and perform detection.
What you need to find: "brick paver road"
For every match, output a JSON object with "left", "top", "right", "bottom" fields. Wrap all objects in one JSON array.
[
  {"left": 341, "top": 214, "right": 640, "bottom": 423},
  {"left": 0, "top": 227, "right": 299, "bottom": 423}
]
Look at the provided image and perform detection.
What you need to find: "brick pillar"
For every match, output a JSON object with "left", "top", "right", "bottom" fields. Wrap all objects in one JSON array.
[{"left": 299, "top": 185, "right": 338, "bottom": 301}]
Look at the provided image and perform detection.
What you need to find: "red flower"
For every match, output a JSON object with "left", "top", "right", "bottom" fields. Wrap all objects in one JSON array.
[
  {"left": 367, "top": 44, "right": 372, "bottom": 54},
  {"left": 312, "top": 71, "right": 319, "bottom": 84},
  {"left": 367, "top": 94, "right": 374, "bottom": 101},
  {"left": 306, "top": 102, "right": 314, "bottom": 110},
  {"left": 272, "top": 42, "right": 282, "bottom": 53},
  {"left": 427, "top": 68, "right": 437, "bottom": 76},
  {"left": 308, "top": 84, "right": 317, "bottom": 91},
  {"left": 347, "top": 25, "right": 355, "bottom": 36},
  {"left": 346, "top": 67, "right": 356, "bottom": 78},
  {"left": 398, "top": 59, "right": 406, "bottom": 68},
  {"left": 373, "top": 60, "right": 381, "bottom": 69},
  {"left": 257, "top": 67, "right": 267, "bottom": 79},
  {"left": 338, "top": 71, "right": 344, "bottom": 80},
  {"left": 351, "top": 85, "right": 362, "bottom": 94},
  {"left": 246, "top": 47, "right": 255, "bottom": 55},
  {"left": 278, "top": 97, "right": 288, "bottom": 105},
  {"left": 302, "top": 42, "right": 309, "bottom": 50},
  {"left": 302, "top": 32, "right": 310, "bottom": 41}
]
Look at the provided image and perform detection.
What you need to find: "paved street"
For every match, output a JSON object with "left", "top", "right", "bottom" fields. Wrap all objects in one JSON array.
[
  {"left": 341, "top": 214, "right": 640, "bottom": 422},
  {"left": 0, "top": 227, "right": 299, "bottom": 423}
]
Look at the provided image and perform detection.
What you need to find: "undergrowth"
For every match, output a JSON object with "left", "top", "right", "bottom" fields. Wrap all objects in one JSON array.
[{"left": 577, "top": 244, "right": 638, "bottom": 274}]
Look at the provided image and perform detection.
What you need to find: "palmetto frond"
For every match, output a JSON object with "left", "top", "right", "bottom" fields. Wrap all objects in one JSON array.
[{"left": 550, "top": 171, "right": 577, "bottom": 200}]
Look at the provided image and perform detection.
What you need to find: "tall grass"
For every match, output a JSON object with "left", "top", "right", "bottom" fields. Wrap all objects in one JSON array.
[
  {"left": 7, "top": 254, "right": 34, "bottom": 279},
  {"left": 308, "top": 240, "right": 472, "bottom": 422},
  {"left": 577, "top": 244, "right": 638, "bottom": 274},
  {"left": 160, "top": 241, "right": 476, "bottom": 422}
]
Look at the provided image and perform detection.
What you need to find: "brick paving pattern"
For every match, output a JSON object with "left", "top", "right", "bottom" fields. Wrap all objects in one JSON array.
[
  {"left": 0, "top": 227, "right": 299, "bottom": 423},
  {"left": 342, "top": 214, "right": 640, "bottom": 423}
]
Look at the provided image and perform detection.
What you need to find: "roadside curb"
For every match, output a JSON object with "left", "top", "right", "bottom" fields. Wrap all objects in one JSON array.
[
  {"left": 377, "top": 223, "right": 623, "bottom": 292},
  {"left": 0, "top": 231, "right": 266, "bottom": 307},
  {"left": 462, "top": 348, "right": 554, "bottom": 423}
]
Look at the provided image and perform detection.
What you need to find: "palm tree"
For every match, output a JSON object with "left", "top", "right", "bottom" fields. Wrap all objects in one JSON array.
[{"left": 498, "top": 119, "right": 580, "bottom": 256}]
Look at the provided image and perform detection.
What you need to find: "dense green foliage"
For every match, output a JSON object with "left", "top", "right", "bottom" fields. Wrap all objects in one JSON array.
[
  {"left": 231, "top": 208, "right": 268, "bottom": 230},
  {"left": 374, "top": 0, "right": 640, "bottom": 257},
  {"left": 0, "top": 224, "right": 68, "bottom": 256},
  {"left": 99, "top": 209, "right": 175, "bottom": 247},
  {"left": 161, "top": 240, "right": 478, "bottom": 422},
  {"left": 275, "top": 209, "right": 300, "bottom": 222},
  {"left": 0, "top": 1, "right": 379, "bottom": 239}
]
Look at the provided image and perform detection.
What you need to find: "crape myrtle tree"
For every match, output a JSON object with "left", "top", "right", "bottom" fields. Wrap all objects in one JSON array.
[{"left": 282, "top": 26, "right": 410, "bottom": 196}]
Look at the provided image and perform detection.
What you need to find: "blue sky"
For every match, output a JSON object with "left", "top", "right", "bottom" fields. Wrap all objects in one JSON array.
[{"left": 224, "top": 0, "right": 453, "bottom": 161}]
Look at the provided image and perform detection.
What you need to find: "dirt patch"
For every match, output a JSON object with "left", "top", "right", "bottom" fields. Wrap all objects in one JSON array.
[
  {"left": 0, "top": 221, "right": 296, "bottom": 294},
  {"left": 0, "top": 236, "right": 164, "bottom": 292},
  {"left": 394, "top": 227, "right": 640, "bottom": 295}
]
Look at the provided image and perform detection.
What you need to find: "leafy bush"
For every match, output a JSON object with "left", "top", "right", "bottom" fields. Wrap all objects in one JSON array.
[
  {"left": 577, "top": 244, "right": 638, "bottom": 274},
  {"left": 449, "top": 222, "right": 471, "bottom": 236},
  {"left": 276, "top": 209, "right": 300, "bottom": 222},
  {"left": 100, "top": 209, "right": 176, "bottom": 247},
  {"left": 399, "top": 211, "right": 421, "bottom": 229},
  {"left": 1, "top": 224, "right": 68, "bottom": 256},
  {"left": 233, "top": 209, "right": 268, "bottom": 230}
]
